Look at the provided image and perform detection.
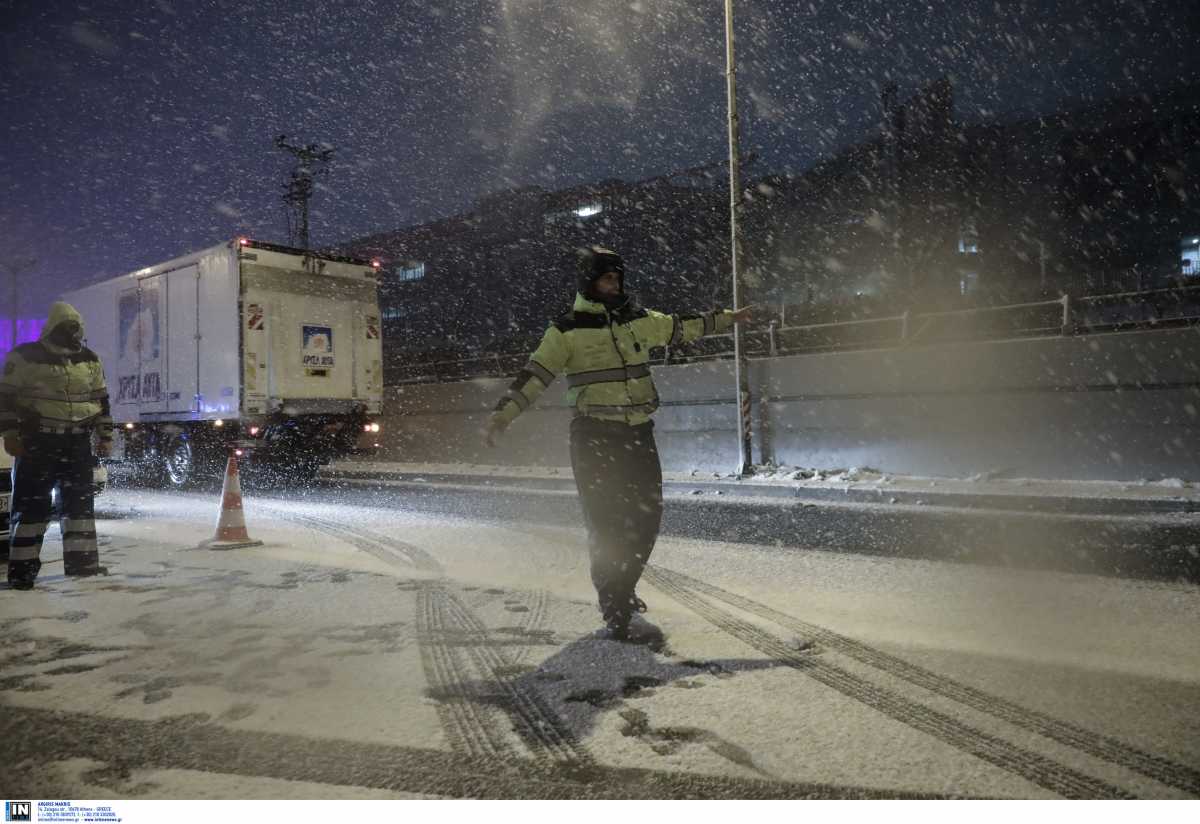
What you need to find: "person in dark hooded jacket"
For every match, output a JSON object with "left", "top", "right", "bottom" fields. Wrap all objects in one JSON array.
[
  {"left": 485, "top": 246, "right": 753, "bottom": 639},
  {"left": 2, "top": 301, "right": 113, "bottom": 590}
]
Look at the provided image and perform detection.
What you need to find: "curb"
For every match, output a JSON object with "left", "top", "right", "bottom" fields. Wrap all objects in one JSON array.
[
  {"left": 318, "top": 467, "right": 1200, "bottom": 517},
  {"left": 317, "top": 468, "right": 1200, "bottom": 583}
]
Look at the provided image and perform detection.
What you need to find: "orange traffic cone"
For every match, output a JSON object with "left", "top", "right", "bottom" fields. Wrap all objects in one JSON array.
[{"left": 206, "top": 454, "right": 264, "bottom": 549}]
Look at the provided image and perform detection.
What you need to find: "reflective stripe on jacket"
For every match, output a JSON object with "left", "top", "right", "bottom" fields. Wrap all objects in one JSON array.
[
  {"left": 0, "top": 343, "right": 113, "bottom": 441},
  {"left": 492, "top": 293, "right": 734, "bottom": 427}
]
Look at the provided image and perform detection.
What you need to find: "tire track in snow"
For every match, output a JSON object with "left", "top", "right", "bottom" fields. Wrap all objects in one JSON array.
[
  {"left": 416, "top": 581, "right": 517, "bottom": 760},
  {"left": 644, "top": 565, "right": 1133, "bottom": 799},
  {"left": 277, "top": 510, "right": 443, "bottom": 574},
  {"left": 649, "top": 564, "right": 1200, "bottom": 796},
  {"left": 436, "top": 585, "right": 593, "bottom": 768},
  {"left": 267, "top": 506, "right": 590, "bottom": 767},
  {"left": 0, "top": 704, "right": 960, "bottom": 799}
]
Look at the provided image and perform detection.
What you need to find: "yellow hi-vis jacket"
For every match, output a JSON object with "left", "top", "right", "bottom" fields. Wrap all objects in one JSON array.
[
  {"left": 491, "top": 292, "right": 735, "bottom": 428},
  {"left": 0, "top": 302, "right": 114, "bottom": 443}
]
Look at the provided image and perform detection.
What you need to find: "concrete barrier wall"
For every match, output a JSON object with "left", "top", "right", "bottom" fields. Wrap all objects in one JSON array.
[{"left": 379, "top": 326, "right": 1200, "bottom": 482}]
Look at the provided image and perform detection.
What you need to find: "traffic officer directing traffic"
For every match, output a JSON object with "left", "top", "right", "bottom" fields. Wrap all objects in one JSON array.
[
  {"left": 485, "top": 246, "right": 753, "bottom": 639},
  {"left": 2, "top": 301, "right": 114, "bottom": 590}
]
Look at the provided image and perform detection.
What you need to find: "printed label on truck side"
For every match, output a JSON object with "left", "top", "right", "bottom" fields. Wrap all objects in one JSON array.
[
  {"left": 116, "top": 371, "right": 162, "bottom": 403},
  {"left": 302, "top": 324, "right": 335, "bottom": 368},
  {"left": 244, "top": 352, "right": 257, "bottom": 392},
  {"left": 117, "top": 281, "right": 162, "bottom": 404},
  {"left": 141, "top": 372, "right": 161, "bottom": 401}
]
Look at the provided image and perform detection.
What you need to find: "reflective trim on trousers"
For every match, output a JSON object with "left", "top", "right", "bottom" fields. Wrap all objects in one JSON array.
[
  {"left": 9, "top": 542, "right": 45, "bottom": 562},
  {"left": 13, "top": 521, "right": 48, "bottom": 540},
  {"left": 9, "top": 519, "right": 49, "bottom": 561},
  {"left": 62, "top": 516, "right": 99, "bottom": 556},
  {"left": 63, "top": 539, "right": 99, "bottom": 556},
  {"left": 62, "top": 517, "right": 97, "bottom": 535}
]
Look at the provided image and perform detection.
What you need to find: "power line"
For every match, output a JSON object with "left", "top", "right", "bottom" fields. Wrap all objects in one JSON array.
[{"left": 274, "top": 135, "right": 335, "bottom": 250}]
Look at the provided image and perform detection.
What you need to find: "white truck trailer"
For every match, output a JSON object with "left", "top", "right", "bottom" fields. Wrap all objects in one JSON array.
[{"left": 63, "top": 238, "right": 384, "bottom": 486}]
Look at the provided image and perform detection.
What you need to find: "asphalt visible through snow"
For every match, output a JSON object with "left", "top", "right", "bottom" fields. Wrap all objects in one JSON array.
[{"left": 1, "top": 483, "right": 1198, "bottom": 799}]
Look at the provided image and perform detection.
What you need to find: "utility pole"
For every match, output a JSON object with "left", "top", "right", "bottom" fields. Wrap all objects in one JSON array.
[
  {"left": 1039, "top": 239, "right": 1047, "bottom": 290},
  {"left": 274, "top": 135, "right": 334, "bottom": 250},
  {"left": 724, "top": 0, "right": 753, "bottom": 475},
  {"left": 2, "top": 255, "right": 36, "bottom": 353}
]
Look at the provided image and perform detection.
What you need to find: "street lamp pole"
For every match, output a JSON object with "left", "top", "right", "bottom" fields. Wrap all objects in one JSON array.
[
  {"left": 8, "top": 265, "right": 15, "bottom": 353},
  {"left": 3, "top": 256, "right": 35, "bottom": 354},
  {"left": 724, "top": 0, "right": 753, "bottom": 475}
]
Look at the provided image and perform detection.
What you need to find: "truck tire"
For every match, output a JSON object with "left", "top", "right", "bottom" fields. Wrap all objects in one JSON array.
[
  {"left": 131, "top": 452, "right": 166, "bottom": 487},
  {"left": 164, "top": 436, "right": 196, "bottom": 488},
  {"left": 296, "top": 457, "right": 322, "bottom": 484}
]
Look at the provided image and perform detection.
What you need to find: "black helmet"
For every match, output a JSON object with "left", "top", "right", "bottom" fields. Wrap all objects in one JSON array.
[{"left": 577, "top": 245, "right": 625, "bottom": 297}]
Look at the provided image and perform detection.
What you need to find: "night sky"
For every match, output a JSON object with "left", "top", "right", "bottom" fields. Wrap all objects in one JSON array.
[{"left": 2, "top": 0, "right": 1196, "bottom": 316}]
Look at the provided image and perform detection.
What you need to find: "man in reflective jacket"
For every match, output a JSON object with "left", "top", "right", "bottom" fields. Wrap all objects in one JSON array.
[
  {"left": 485, "top": 246, "right": 752, "bottom": 639},
  {"left": 2, "top": 301, "right": 114, "bottom": 590}
]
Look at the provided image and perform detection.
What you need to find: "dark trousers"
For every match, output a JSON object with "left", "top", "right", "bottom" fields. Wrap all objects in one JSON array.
[
  {"left": 6, "top": 433, "right": 100, "bottom": 584},
  {"left": 569, "top": 417, "right": 664, "bottom": 621}
]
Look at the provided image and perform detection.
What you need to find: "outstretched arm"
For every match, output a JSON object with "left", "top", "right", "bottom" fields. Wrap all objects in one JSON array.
[
  {"left": 731, "top": 305, "right": 756, "bottom": 325},
  {"left": 485, "top": 325, "right": 570, "bottom": 446},
  {"left": 647, "top": 305, "right": 758, "bottom": 348}
]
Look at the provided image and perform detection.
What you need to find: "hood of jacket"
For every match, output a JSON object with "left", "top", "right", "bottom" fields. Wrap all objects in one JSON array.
[
  {"left": 40, "top": 301, "right": 85, "bottom": 341},
  {"left": 40, "top": 301, "right": 86, "bottom": 355}
]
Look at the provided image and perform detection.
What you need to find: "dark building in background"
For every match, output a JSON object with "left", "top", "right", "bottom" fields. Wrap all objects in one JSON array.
[
  {"left": 963, "top": 84, "right": 1200, "bottom": 299},
  {"left": 754, "top": 79, "right": 1200, "bottom": 314},
  {"left": 339, "top": 167, "right": 735, "bottom": 380},
  {"left": 747, "top": 77, "right": 967, "bottom": 317},
  {"left": 340, "top": 80, "right": 1199, "bottom": 379}
]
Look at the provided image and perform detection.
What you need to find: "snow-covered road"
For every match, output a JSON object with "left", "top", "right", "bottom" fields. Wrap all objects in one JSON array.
[{"left": 2, "top": 486, "right": 1198, "bottom": 799}]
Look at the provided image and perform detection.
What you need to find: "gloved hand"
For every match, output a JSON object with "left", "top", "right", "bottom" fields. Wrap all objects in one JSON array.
[
  {"left": 731, "top": 304, "right": 758, "bottom": 325},
  {"left": 3, "top": 434, "right": 23, "bottom": 457},
  {"left": 483, "top": 417, "right": 508, "bottom": 448}
]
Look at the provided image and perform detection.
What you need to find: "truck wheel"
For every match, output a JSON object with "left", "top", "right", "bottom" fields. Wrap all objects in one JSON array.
[
  {"left": 164, "top": 436, "right": 195, "bottom": 487},
  {"left": 297, "top": 457, "right": 323, "bottom": 484},
  {"left": 132, "top": 453, "right": 166, "bottom": 487}
]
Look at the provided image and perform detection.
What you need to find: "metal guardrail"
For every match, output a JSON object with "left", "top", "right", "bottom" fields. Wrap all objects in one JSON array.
[{"left": 390, "top": 286, "right": 1200, "bottom": 384}]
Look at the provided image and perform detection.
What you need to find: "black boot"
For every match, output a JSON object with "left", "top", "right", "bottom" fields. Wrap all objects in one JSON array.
[
  {"left": 7, "top": 558, "right": 41, "bottom": 590},
  {"left": 600, "top": 609, "right": 631, "bottom": 641}
]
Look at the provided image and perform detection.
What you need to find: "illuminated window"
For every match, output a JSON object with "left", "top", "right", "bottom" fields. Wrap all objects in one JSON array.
[
  {"left": 959, "top": 217, "right": 979, "bottom": 254},
  {"left": 1182, "top": 237, "right": 1200, "bottom": 276},
  {"left": 397, "top": 262, "right": 425, "bottom": 281},
  {"left": 573, "top": 203, "right": 603, "bottom": 218}
]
